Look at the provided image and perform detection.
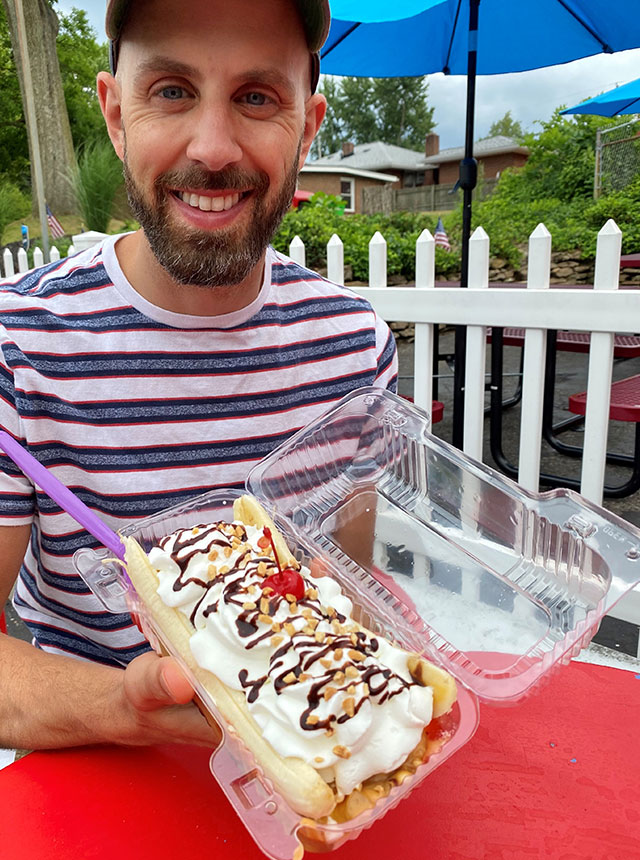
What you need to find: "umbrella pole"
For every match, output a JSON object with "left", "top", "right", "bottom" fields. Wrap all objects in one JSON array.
[{"left": 452, "top": 0, "right": 480, "bottom": 449}]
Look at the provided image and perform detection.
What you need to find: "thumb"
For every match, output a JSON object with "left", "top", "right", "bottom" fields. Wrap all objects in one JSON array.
[{"left": 124, "top": 651, "right": 195, "bottom": 712}]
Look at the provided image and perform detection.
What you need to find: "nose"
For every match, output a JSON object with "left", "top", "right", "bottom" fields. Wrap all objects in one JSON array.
[{"left": 184, "top": 101, "right": 243, "bottom": 172}]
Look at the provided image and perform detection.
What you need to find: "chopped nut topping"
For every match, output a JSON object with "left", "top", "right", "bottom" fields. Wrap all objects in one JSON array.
[
  {"left": 208, "top": 550, "right": 218, "bottom": 561},
  {"left": 283, "top": 672, "right": 297, "bottom": 684},
  {"left": 315, "top": 631, "right": 326, "bottom": 643},
  {"left": 323, "top": 686, "right": 337, "bottom": 701},
  {"left": 284, "top": 622, "right": 296, "bottom": 637},
  {"left": 298, "top": 673, "right": 310, "bottom": 682},
  {"left": 327, "top": 607, "right": 336, "bottom": 618},
  {"left": 271, "top": 621, "right": 281, "bottom": 633},
  {"left": 334, "top": 670, "right": 345, "bottom": 683},
  {"left": 301, "top": 608, "right": 312, "bottom": 619},
  {"left": 303, "top": 625, "right": 315, "bottom": 636},
  {"left": 192, "top": 527, "right": 200, "bottom": 535},
  {"left": 235, "top": 525, "right": 244, "bottom": 538},
  {"left": 260, "top": 597, "right": 270, "bottom": 614},
  {"left": 271, "top": 635, "right": 284, "bottom": 647},
  {"left": 307, "top": 618, "right": 319, "bottom": 630},
  {"left": 288, "top": 602, "right": 299, "bottom": 614},
  {"left": 347, "top": 684, "right": 356, "bottom": 696},
  {"left": 219, "top": 565, "right": 230, "bottom": 574},
  {"left": 262, "top": 585, "right": 274, "bottom": 595},
  {"left": 238, "top": 556, "right": 248, "bottom": 569},
  {"left": 258, "top": 613, "right": 272, "bottom": 625},
  {"left": 343, "top": 697, "right": 355, "bottom": 717},
  {"left": 348, "top": 649, "right": 366, "bottom": 662},
  {"left": 223, "top": 546, "right": 233, "bottom": 558},
  {"left": 314, "top": 755, "right": 324, "bottom": 763},
  {"left": 258, "top": 561, "right": 268, "bottom": 575},
  {"left": 334, "top": 648, "right": 343, "bottom": 660},
  {"left": 362, "top": 683, "right": 370, "bottom": 696},
  {"left": 247, "top": 584, "right": 257, "bottom": 595},
  {"left": 320, "top": 658, "right": 332, "bottom": 669},
  {"left": 307, "top": 715, "right": 319, "bottom": 725},
  {"left": 333, "top": 745, "right": 351, "bottom": 759},
  {"left": 325, "top": 727, "right": 335, "bottom": 737},
  {"left": 285, "top": 593, "right": 296, "bottom": 603},
  {"left": 345, "top": 665, "right": 359, "bottom": 679},
  {"left": 350, "top": 633, "right": 358, "bottom": 646},
  {"left": 306, "top": 588, "right": 319, "bottom": 600},
  {"left": 242, "top": 601, "right": 257, "bottom": 611},
  {"left": 207, "top": 564, "right": 217, "bottom": 578}
]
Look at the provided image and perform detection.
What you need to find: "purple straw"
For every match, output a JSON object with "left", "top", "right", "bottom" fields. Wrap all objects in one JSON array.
[{"left": 0, "top": 431, "right": 126, "bottom": 560}]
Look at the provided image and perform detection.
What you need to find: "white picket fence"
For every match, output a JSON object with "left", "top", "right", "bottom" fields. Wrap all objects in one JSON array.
[
  {"left": 2, "top": 220, "right": 640, "bottom": 633},
  {"left": 1, "top": 243, "right": 78, "bottom": 278}
]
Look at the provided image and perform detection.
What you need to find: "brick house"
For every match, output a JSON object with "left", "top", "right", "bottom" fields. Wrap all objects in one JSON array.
[
  {"left": 421, "top": 133, "right": 529, "bottom": 185},
  {"left": 298, "top": 157, "right": 396, "bottom": 214}
]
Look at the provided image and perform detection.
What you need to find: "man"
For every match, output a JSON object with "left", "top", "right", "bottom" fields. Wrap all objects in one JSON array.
[{"left": 0, "top": 0, "right": 397, "bottom": 750}]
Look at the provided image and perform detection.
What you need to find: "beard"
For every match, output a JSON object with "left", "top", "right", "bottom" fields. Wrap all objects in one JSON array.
[{"left": 122, "top": 143, "right": 301, "bottom": 288}]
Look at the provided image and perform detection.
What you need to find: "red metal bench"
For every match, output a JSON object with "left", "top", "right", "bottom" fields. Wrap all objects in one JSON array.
[{"left": 568, "top": 374, "right": 640, "bottom": 497}]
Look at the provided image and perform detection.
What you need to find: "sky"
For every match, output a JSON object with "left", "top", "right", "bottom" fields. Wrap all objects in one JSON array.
[{"left": 61, "top": 0, "right": 640, "bottom": 151}]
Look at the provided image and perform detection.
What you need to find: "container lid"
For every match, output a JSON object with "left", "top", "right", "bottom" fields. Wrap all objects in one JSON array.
[{"left": 247, "top": 387, "right": 640, "bottom": 703}]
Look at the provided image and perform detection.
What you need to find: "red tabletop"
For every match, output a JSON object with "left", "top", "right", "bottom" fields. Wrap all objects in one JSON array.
[
  {"left": 489, "top": 327, "right": 640, "bottom": 358},
  {"left": 569, "top": 373, "right": 640, "bottom": 422},
  {"left": 1, "top": 660, "right": 639, "bottom": 860}
]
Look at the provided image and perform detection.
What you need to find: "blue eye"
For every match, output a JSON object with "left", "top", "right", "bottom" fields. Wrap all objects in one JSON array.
[
  {"left": 161, "top": 86, "right": 185, "bottom": 100},
  {"left": 244, "top": 92, "right": 267, "bottom": 106}
]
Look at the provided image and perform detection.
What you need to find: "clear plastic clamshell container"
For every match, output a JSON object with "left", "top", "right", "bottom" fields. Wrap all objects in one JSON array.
[{"left": 75, "top": 387, "right": 640, "bottom": 859}]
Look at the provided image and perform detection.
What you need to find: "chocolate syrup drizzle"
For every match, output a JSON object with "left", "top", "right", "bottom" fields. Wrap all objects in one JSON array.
[{"left": 159, "top": 522, "right": 424, "bottom": 737}]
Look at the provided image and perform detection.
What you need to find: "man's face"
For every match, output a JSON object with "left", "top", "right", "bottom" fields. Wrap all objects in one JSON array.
[{"left": 99, "top": 0, "right": 325, "bottom": 287}]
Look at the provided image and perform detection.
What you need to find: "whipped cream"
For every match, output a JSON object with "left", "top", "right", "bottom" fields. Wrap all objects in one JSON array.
[{"left": 149, "top": 521, "right": 433, "bottom": 795}]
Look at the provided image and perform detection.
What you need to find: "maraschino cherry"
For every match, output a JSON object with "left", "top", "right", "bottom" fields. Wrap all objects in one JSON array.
[{"left": 259, "top": 527, "right": 305, "bottom": 601}]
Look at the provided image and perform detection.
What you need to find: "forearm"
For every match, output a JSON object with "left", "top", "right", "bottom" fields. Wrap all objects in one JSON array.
[
  {"left": 0, "top": 634, "right": 219, "bottom": 750},
  {"left": 0, "top": 633, "right": 131, "bottom": 749}
]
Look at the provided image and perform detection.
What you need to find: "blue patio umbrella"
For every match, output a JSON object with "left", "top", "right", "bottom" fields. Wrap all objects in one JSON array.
[
  {"left": 322, "top": 0, "right": 640, "bottom": 445},
  {"left": 561, "top": 76, "right": 640, "bottom": 117}
]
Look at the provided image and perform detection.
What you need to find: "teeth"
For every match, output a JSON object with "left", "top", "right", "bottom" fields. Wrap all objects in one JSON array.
[{"left": 179, "top": 191, "right": 241, "bottom": 211}]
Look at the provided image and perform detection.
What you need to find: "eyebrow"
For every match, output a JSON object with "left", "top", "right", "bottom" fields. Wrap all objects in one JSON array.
[{"left": 133, "top": 56, "right": 199, "bottom": 84}]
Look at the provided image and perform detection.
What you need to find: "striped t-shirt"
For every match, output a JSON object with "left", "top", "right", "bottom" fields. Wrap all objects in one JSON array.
[{"left": 0, "top": 236, "right": 397, "bottom": 666}]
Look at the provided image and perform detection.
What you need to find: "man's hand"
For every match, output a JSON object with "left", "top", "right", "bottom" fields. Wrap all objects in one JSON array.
[{"left": 119, "top": 651, "right": 222, "bottom": 747}]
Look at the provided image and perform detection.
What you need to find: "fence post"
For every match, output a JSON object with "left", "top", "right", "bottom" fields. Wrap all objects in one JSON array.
[
  {"left": 50, "top": 246, "right": 60, "bottom": 263},
  {"left": 580, "top": 218, "right": 621, "bottom": 503},
  {"left": 518, "top": 223, "right": 551, "bottom": 492},
  {"left": 413, "top": 229, "right": 435, "bottom": 418},
  {"left": 327, "top": 233, "right": 344, "bottom": 285},
  {"left": 17, "top": 248, "right": 28, "bottom": 273},
  {"left": 369, "top": 231, "right": 387, "bottom": 288},
  {"left": 463, "top": 226, "right": 490, "bottom": 460},
  {"left": 33, "top": 247, "right": 44, "bottom": 269},
  {"left": 3, "top": 249, "right": 14, "bottom": 278},
  {"left": 67, "top": 244, "right": 76, "bottom": 256},
  {"left": 289, "top": 235, "right": 305, "bottom": 267}
]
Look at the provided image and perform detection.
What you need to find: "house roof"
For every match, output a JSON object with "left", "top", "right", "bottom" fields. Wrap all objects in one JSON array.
[
  {"left": 310, "top": 140, "right": 426, "bottom": 172},
  {"left": 300, "top": 163, "right": 397, "bottom": 182},
  {"left": 421, "top": 135, "right": 529, "bottom": 167}
]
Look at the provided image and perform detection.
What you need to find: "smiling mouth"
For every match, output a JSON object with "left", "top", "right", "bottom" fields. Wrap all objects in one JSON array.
[{"left": 173, "top": 190, "right": 244, "bottom": 212}]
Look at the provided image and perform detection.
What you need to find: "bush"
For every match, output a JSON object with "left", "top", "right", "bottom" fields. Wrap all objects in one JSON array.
[
  {"left": 71, "top": 139, "right": 124, "bottom": 233},
  {"left": 0, "top": 180, "right": 30, "bottom": 241},
  {"left": 273, "top": 194, "right": 459, "bottom": 280}
]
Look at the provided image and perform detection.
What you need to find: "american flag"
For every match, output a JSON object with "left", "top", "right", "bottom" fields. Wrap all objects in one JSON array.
[
  {"left": 46, "top": 204, "right": 65, "bottom": 239},
  {"left": 434, "top": 217, "right": 450, "bottom": 251}
]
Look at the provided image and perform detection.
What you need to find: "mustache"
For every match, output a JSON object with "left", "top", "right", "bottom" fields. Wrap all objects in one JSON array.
[{"left": 155, "top": 166, "right": 270, "bottom": 194}]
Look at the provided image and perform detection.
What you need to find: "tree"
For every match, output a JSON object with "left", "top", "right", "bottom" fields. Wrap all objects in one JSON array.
[
  {"left": 312, "top": 75, "right": 435, "bottom": 157},
  {"left": 57, "top": 9, "right": 110, "bottom": 149},
  {"left": 1, "top": 0, "right": 77, "bottom": 212},
  {"left": 0, "top": 3, "right": 28, "bottom": 187},
  {"left": 481, "top": 110, "right": 524, "bottom": 141}
]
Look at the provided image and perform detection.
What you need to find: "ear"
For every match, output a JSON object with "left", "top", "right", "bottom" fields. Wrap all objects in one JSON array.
[
  {"left": 298, "top": 93, "right": 327, "bottom": 169},
  {"left": 97, "top": 71, "right": 125, "bottom": 162}
]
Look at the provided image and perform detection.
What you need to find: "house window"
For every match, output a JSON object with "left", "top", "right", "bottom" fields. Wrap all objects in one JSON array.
[{"left": 340, "top": 177, "right": 355, "bottom": 212}]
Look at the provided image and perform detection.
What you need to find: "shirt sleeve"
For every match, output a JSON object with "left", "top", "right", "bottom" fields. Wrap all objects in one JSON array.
[
  {"left": 372, "top": 313, "right": 398, "bottom": 394},
  {"left": 0, "top": 330, "right": 35, "bottom": 525}
]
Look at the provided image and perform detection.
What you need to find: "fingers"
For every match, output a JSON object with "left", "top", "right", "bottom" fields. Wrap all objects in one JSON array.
[{"left": 124, "top": 651, "right": 195, "bottom": 712}]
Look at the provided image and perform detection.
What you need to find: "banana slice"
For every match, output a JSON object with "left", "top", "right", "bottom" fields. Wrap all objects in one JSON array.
[{"left": 122, "top": 495, "right": 457, "bottom": 824}]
